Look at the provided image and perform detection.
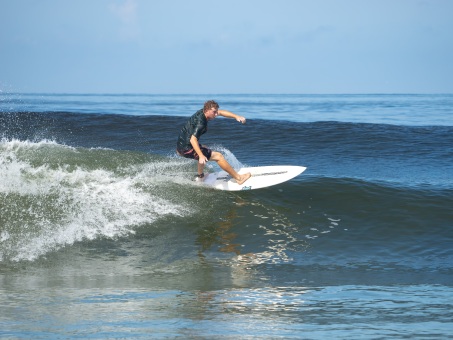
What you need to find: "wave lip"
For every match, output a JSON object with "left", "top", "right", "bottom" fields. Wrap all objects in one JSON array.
[{"left": 0, "top": 139, "right": 191, "bottom": 262}]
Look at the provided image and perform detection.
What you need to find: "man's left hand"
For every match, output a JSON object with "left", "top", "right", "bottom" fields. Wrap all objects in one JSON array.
[{"left": 236, "top": 116, "right": 246, "bottom": 124}]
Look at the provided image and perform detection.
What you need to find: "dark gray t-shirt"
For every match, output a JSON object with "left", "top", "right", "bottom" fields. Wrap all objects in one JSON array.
[{"left": 176, "top": 109, "right": 208, "bottom": 152}]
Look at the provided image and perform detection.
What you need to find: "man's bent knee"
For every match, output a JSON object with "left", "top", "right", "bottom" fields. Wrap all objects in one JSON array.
[{"left": 210, "top": 151, "right": 224, "bottom": 162}]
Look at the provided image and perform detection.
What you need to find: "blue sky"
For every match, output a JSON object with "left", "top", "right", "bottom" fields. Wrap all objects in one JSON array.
[{"left": 1, "top": 0, "right": 452, "bottom": 94}]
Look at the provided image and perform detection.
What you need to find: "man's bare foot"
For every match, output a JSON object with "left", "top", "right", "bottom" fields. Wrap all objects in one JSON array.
[{"left": 236, "top": 172, "right": 251, "bottom": 185}]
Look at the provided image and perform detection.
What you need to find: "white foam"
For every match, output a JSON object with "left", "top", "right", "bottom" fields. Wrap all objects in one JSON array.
[{"left": 0, "top": 139, "right": 193, "bottom": 262}]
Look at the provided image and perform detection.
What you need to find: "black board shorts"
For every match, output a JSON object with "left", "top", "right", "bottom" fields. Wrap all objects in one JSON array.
[{"left": 177, "top": 145, "right": 212, "bottom": 161}]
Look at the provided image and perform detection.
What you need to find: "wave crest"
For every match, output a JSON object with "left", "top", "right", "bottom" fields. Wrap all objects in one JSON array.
[{"left": 0, "top": 139, "right": 193, "bottom": 262}]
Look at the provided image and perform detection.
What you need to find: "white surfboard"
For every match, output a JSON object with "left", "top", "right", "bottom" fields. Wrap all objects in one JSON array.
[{"left": 201, "top": 165, "right": 306, "bottom": 191}]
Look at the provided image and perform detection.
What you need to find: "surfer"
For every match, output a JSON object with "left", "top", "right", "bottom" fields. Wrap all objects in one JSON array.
[{"left": 176, "top": 100, "right": 252, "bottom": 185}]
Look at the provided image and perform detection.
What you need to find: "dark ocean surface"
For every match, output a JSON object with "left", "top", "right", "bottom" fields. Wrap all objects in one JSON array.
[{"left": 1, "top": 93, "right": 452, "bottom": 338}]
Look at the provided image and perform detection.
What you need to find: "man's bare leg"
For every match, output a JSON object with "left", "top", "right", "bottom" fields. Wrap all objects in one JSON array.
[
  {"left": 210, "top": 151, "right": 251, "bottom": 185},
  {"left": 197, "top": 162, "right": 205, "bottom": 176}
]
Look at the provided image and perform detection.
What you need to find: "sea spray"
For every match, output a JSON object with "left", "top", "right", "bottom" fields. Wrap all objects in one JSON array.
[{"left": 0, "top": 139, "right": 193, "bottom": 261}]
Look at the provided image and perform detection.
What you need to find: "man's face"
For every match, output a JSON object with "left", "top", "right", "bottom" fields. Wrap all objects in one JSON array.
[{"left": 205, "top": 107, "right": 219, "bottom": 120}]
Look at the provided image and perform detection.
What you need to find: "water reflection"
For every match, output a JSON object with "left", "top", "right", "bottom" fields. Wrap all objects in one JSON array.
[{"left": 195, "top": 195, "right": 312, "bottom": 266}]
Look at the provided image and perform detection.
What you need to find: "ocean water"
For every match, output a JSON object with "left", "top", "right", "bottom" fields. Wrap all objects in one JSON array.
[{"left": 0, "top": 93, "right": 452, "bottom": 339}]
